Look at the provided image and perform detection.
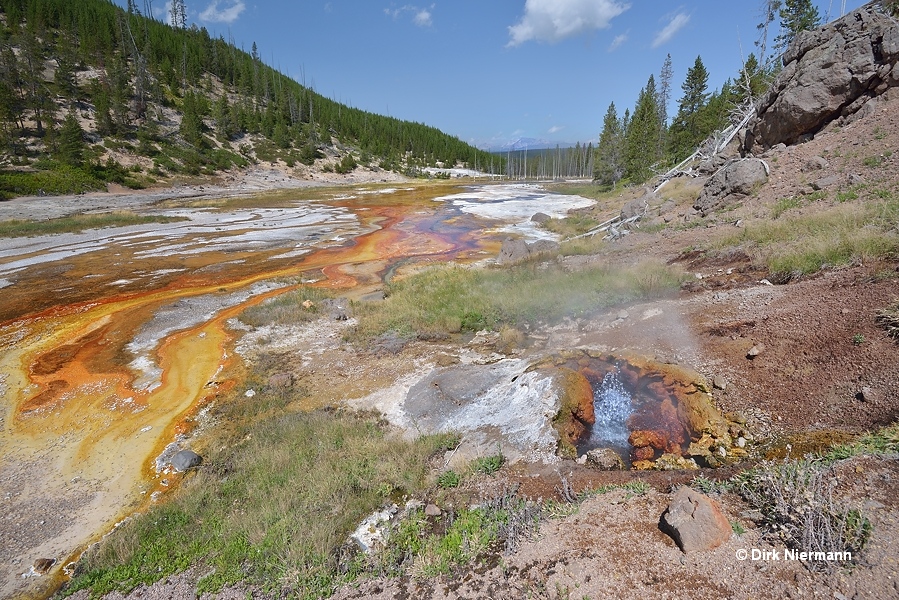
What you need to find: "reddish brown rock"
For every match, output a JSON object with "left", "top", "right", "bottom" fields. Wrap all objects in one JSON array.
[
  {"left": 629, "top": 429, "right": 666, "bottom": 450},
  {"left": 662, "top": 486, "right": 732, "bottom": 553},
  {"left": 551, "top": 367, "right": 596, "bottom": 456},
  {"left": 633, "top": 446, "right": 655, "bottom": 462}
]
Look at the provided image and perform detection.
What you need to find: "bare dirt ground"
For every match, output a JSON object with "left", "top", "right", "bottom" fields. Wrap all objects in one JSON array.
[{"left": 14, "top": 96, "right": 899, "bottom": 599}]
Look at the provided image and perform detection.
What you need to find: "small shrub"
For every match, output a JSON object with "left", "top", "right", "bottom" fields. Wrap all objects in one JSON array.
[
  {"left": 471, "top": 453, "right": 504, "bottom": 475},
  {"left": 876, "top": 300, "right": 899, "bottom": 341},
  {"left": 437, "top": 470, "right": 461, "bottom": 489},
  {"left": 731, "top": 521, "right": 746, "bottom": 535},
  {"left": 851, "top": 333, "right": 865, "bottom": 346},
  {"left": 737, "top": 458, "right": 871, "bottom": 570}
]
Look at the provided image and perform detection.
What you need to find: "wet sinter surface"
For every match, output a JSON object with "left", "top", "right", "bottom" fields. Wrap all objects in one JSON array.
[{"left": 0, "top": 182, "right": 592, "bottom": 598}]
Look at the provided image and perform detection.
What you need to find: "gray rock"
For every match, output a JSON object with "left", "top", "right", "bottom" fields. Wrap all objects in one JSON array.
[
  {"left": 694, "top": 159, "right": 769, "bottom": 215},
  {"left": 811, "top": 175, "right": 840, "bottom": 190},
  {"left": 621, "top": 189, "right": 653, "bottom": 219},
  {"left": 745, "top": 4, "right": 899, "bottom": 152},
  {"left": 584, "top": 448, "right": 624, "bottom": 470},
  {"left": 527, "top": 239, "right": 560, "bottom": 257},
  {"left": 497, "top": 237, "right": 531, "bottom": 265},
  {"left": 425, "top": 503, "right": 442, "bottom": 517},
  {"left": 747, "top": 344, "right": 765, "bottom": 359},
  {"left": 497, "top": 237, "right": 560, "bottom": 265},
  {"left": 170, "top": 449, "right": 202, "bottom": 472},
  {"left": 801, "top": 156, "right": 829, "bottom": 172},
  {"left": 712, "top": 375, "right": 728, "bottom": 391},
  {"left": 530, "top": 212, "right": 551, "bottom": 224},
  {"left": 661, "top": 487, "right": 732, "bottom": 553}
]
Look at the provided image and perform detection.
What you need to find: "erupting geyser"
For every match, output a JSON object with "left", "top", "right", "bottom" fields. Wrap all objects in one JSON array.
[
  {"left": 582, "top": 370, "right": 633, "bottom": 458},
  {"left": 542, "top": 350, "right": 740, "bottom": 469}
]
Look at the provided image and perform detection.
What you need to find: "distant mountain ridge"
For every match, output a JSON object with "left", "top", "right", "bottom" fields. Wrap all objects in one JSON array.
[{"left": 491, "top": 137, "right": 577, "bottom": 152}]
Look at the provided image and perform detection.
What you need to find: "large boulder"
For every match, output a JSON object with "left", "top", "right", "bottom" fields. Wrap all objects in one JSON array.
[
  {"left": 745, "top": 3, "right": 899, "bottom": 152},
  {"left": 497, "top": 237, "right": 560, "bottom": 265},
  {"left": 693, "top": 158, "right": 769, "bottom": 215},
  {"left": 662, "top": 486, "right": 732, "bottom": 553}
]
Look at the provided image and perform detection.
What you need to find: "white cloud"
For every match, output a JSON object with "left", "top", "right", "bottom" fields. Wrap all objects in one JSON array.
[
  {"left": 651, "top": 13, "right": 689, "bottom": 48},
  {"left": 385, "top": 4, "right": 434, "bottom": 27},
  {"left": 608, "top": 31, "right": 628, "bottom": 51},
  {"left": 548, "top": 125, "right": 564, "bottom": 134},
  {"left": 199, "top": 0, "right": 245, "bottom": 24},
  {"left": 507, "top": 0, "right": 629, "bottom": 47},
  {"left": 414, "top": 8, "right": 432, "bottom": 26}
]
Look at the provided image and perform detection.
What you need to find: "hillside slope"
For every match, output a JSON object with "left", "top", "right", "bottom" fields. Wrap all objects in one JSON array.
[{"left": 0, "top": 0, "right": 501, "bottom": 200}]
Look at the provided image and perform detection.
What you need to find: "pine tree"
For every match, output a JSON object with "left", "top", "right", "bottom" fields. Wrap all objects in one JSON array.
[
  {"left": 775, "top": 0, "right": 820, "bottom": 52},
  {"left": 593, "top": 102, "right": 624, "bottom": 188},
  {"left": 180, "top": 90, "right": 205, "bottom": 147},
  {"left": 668, "top": 55, "right": 710, "bottom": 160},
  {"left": 56, "top": 110, "right": 85, "bottom": 166},
  {"left": 657, "top": 53, "right": 673, "bottom": 160},
  {"left": 624, "top": 75, "right": 663, "bottom": 183}
]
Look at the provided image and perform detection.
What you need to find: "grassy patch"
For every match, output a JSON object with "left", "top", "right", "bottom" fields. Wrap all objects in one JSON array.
[
  {"left": 239, "top": 286, "right": 334, "bottom": 327},
  {"left": 0, "top": 166, "right": 105, "bottom": 199},
  {"left": 65, "top": 384, "right": 459, "bottom": 599},
  {"left": 715, "top": 196, "right": 899, "bottom": 280},
  {"left": 349, "top": 261, "right": 685, "bottom": 341},
  {"left": 0, "top": 211, "right": 188, "bottom": 238},
  {"left": 540, "top": 214, "right": 599, "bottom": 238},
  {"left": 772, "top": 196, "right": 801, "bottom": 219},
  {"left": 379, "top": 490, "right": 541, "bottom": 578}
]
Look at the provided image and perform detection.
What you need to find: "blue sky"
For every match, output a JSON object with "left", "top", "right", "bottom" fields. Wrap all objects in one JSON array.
[{"left": 117, "top": 1, "right": 867, "bottom": 149}]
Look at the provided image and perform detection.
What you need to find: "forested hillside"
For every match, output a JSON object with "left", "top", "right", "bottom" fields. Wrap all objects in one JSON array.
[
  {"left": 592, "top": 0, "right": 830, "bottom": 189},
  {"left": 0, "top": 0, "right": 501, "bottom": 199}
]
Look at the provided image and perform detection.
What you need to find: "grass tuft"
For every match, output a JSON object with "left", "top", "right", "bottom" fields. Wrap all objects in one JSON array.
[{"left": 0, "top": 211, "right": 188, "bottom": 238}]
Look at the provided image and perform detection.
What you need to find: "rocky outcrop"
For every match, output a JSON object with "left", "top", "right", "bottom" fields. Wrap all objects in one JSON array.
[
  {"left": 661, "top": 487, "right": 732, "bottom": 553},
  {"left": 497, "top": 237, "right": 560, "bottom": 265},
  {"left": 745, "top": 3, "right": 899, "bottom": 152},
  {"left": 693, "top": 158, "right": 769, "bottom": 216}
]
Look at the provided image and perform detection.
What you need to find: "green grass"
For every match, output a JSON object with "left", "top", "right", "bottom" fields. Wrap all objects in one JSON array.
[
  {"left": 772, "top": 196, "right": 801, "bottom": 218},
  {"left": 379, "top": 491, "right": 541, "bottom": 578},
  {"left": 0, "top": 211, "right": 188, "bottom": 238},
  {"left": 239, "top": 286, "right": 334, "bottom": 327},
  {"left": 350, "top": 261, "right": 685, "bottom": 341},
  {"left": 716, "top": 195, "right": 899, "bottom": 279},
  {"left": 0, "top": 166, "right": 105, "bottom": 199},
  {"left": 471, "top": 453, "right": 505, "bottom": 476},
  {"left": 540, "top": 214, "right": 600, "bottom": 238},
  {"left": 64, "top": 397, "right": 460, "bottom": 599}
]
